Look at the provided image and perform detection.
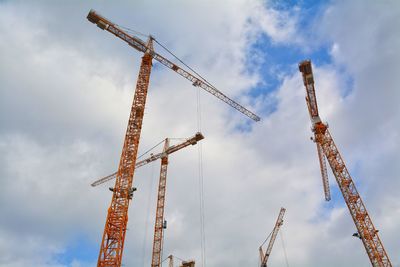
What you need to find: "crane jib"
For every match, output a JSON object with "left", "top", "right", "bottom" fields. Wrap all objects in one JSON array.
[{"left": 87, "top": 9, "right": 260, "bottom": 122}]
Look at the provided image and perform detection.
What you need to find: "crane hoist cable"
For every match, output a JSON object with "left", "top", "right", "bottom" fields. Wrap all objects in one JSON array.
[{"left": 198, "top": 141, "right": 206, "bottom": 267}]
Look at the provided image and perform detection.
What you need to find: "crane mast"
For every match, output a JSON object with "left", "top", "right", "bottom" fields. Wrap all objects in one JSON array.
[
  {"left": 299, "top": 60, "right": 392, "bottom": 267},
  {"left": 259, "top": 207, "right": 285, "bottom": 267},
  {"left": 168, "top": 255, "right": 174, "bottom": 267}
]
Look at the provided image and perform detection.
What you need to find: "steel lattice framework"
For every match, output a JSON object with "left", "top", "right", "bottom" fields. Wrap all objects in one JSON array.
[{"left": 299, "top": 60, "right": 392, "bottom": 267}]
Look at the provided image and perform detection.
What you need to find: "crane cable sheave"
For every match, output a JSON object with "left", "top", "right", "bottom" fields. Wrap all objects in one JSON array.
[{"left": 87, "top": 9, "right": 260, "bottom": 122}]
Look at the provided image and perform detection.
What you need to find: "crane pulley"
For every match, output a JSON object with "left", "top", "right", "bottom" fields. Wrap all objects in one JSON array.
[{"left": 299, "top": 60, "right": 392, "bottom": 267}]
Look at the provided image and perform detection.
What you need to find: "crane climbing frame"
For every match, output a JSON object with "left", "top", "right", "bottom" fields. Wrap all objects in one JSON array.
[{"left": 299, "top": 60, "right": 392, "bottom": 267}]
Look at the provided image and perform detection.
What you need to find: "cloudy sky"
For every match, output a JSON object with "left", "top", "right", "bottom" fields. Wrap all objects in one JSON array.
[{"left": 0, "top": 0, "right": 399, "bottom": 266}]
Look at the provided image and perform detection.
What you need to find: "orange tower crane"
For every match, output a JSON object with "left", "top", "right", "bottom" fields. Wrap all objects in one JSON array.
[
  {"left": 90, "top": 133, "right": 204, "bottom": 187},
  {"left": 259, "top": 208, "right": 285, "bottom": 267},
  {"left": 87, "top": 9, "right": 259, "bottom": 267},
  {"left": 91, "top": 133, "right": 203, "bottom": 267},
  {"left": 299, "top": 60, "right": 392, "bottom": 267}
]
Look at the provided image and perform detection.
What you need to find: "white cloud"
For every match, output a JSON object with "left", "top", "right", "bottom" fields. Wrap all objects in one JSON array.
[{"left": 0, "top": 0, "right": 399, "bottom": 267}]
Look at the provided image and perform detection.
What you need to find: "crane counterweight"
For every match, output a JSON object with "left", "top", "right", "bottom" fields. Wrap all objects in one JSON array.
[{"left": 299, "top": 60, "right": 392, "bottom": 267}]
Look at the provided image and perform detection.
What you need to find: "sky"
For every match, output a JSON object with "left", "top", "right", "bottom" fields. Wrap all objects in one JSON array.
[{"left": 0, "top": 0, "right": 399, "bottom": 267}]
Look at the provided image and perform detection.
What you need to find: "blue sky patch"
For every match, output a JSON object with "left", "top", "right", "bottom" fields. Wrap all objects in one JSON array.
[{"left": 55, "top": 235, "right": 98, "bottom": 266}]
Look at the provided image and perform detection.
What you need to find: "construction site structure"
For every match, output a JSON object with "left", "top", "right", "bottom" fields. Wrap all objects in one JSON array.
[
  {"left": 259, "top": 208, "right": 286, "bottom": 267},
  {"left": 87, "top": 9, "right": 259, "bottom": 267},
  {"left": 299, "top": 60, "right": 392, "bottom": 267}
]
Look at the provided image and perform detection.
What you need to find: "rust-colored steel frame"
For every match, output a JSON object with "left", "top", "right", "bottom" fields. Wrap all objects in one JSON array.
[
  {"left": 259, "top": 207, "right": 286, "bottom": 267},
  {"left": 97, "top": 42, "right": 153, "bottom": 266},
  {"left": 299, "top": 60, "right": 392, "bottom": 267}
]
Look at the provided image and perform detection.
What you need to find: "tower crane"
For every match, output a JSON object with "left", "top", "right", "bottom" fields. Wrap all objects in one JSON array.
[
  {"left": 259, "top": 207, "right": 286, "bottom": 267},
  {"left": 298, "top": 60, "right": 392, "bottom": 267},
  {"left": 87, "top": 10, "right": 258, "bottom": 267}
]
